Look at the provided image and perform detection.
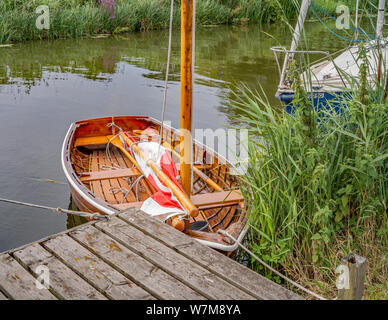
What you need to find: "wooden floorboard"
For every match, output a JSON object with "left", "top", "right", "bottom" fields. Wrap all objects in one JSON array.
[
  {"left": 0, "top": 208, "right": 303, "bottom": 300},
  {"left": 43, "top": 235, "right": 155, "bottom": 300},
  {"left": 95, "top": 217, "right": 254, "bottom": 300},
  {"left": 118, "top": 209, "right": 304, "bottom": 300},
  {"left": 97, "top": 150, "right": 118, "bottom": 204},
  {"left": 69, "top": 225, "right": 205, "bottom": 300},
  {"left": 0, "top": 254, "right": 57, "bottom": 300},
  {"left": 90, "top": 151, "right": 105, "bottom": 201},
  {"left": 13, "top": 243, "right": 107, "bottom": 300},
  {"left": 111, "top": 148, "right": 137, "bottom": 203}
]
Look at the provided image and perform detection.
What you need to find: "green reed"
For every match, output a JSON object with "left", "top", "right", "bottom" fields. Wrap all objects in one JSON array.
[{"left": 232, "top": 44, "right": 387, "bottom": 298}]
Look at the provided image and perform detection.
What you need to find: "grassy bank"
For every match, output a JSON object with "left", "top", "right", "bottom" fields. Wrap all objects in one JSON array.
[
  {"left": 0, "top": 0, "right": 360, "bottom": 44},
  {"left": 234, "top": 48, "right": 387, "bottom": 299}
]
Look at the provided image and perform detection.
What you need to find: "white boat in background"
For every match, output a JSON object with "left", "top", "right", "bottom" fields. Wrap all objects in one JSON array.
[{"left": 271, "top": 0, "right": 387, "bottom": 111}]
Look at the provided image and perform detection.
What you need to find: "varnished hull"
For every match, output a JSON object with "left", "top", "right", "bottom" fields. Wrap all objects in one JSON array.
[{"left": 62, "top": 116, "right": 248, "bottom": 251}]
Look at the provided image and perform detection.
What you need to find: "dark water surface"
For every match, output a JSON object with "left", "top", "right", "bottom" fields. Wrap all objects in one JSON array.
[{"left": 0, "top": 22, "right": 373, "bottom": 252}]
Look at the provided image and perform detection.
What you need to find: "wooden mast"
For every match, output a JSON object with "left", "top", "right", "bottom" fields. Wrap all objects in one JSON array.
[{"left": 180, "top": 0, "right": 194, "bottom": 195}]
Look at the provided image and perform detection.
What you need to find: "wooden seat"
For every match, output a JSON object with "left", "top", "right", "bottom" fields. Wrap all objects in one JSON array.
[
  {"left": 79, "top": 168, "right": 141, "bottom": 182},
  {"left": 190, "top": 190, "right": 244, "bottom": 209},
  {"left": 74, "top": 136, "right": 112, "bottom": 148},
  {"left": 113, "top": 190, "right": 244, "bottom": 211},
  {"left": 114, "top": 202, "right": 144, "bottom": 210}
]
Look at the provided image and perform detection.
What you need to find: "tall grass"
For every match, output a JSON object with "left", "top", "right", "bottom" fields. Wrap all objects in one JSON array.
[
  {"left": 0, "top": 1, "right": 177, "bottom": 43},
  {"left": 233, "top": 45, "right": 388, "bottom": 298},
  {"left": 0, "top": 0, "right": 362, "bottom": 44}
]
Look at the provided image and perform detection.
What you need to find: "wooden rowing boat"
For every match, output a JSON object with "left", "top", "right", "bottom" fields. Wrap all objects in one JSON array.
[
  {"left": 62, "top": 116, "right": 248, "bottom": 252},
  {"left": 61, "top": 1, "right": 248, "bottom": 252}
]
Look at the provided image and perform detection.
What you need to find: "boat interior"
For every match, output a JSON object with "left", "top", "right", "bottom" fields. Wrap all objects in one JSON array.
[{"left": 64, "top": 116, "right": 248, "bottom": 251}]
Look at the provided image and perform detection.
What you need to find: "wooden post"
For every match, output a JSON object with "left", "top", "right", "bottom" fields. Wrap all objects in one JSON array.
[
  {"left": 180, "top": 0, "right": 194, "bottom": 196},
  {"left": 337, "top": 253, "right": 367, "bottom": 300}
]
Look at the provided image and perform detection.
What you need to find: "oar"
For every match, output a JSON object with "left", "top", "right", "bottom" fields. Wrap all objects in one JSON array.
[
  {"left": 133, "top": 129, "right": 223, "bottom": 192},
  {"left": 108, "top": 137, "right": 155, "bottom": 196},
  {"left": 112, "top": 133, "right": 199, "bottom": 219}
]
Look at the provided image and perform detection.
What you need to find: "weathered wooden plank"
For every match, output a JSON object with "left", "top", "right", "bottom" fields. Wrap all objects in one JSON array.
[
  {"left": 13, "top": 244, "right": 106, "bottom": 300},
  {"left": 43, "top": 235, "right": 155, "bottom": 300},
  {"left": 69, "top": 225, "right": 205, "bottom": 300},
  {"left": 0, "top": 254, "right": 56, "bottom": 300},
  {"left": 95, "top": 217, "right": 254, "bottom": 300},
  {"left": 119, "top": 208, "right": 303, "bottom": 300}
]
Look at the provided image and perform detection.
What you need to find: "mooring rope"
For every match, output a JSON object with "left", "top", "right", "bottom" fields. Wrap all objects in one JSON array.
[
  {"left": 159, "top": 0, "right": 175, "bottom": 149},
  {"left": 0, "top": 197, "right": 109, "bottom": 221},
  {"left": 218, "top": 229, "right": 327, "bottom": 301}
]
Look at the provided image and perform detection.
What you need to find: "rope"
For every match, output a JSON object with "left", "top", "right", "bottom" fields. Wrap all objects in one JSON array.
[
  {"left": 310, "top": 7, "right": 363, "bottom": 43},
  {"left": 121, "top": 174, "right": 144, "bottom": 203},
  {"left": 106, "top": 123, "right": 125, "bottom": 169},
  {"left": 0, "top": 197, "right": 109, "bottom": 221},
  {"left": 159, "top": 0, "right": 174, "bottom": 150},
  {"left": 311, "top": 2, "right": 377, "bottom": 41},
  {"left": 218, "top": 229, "right": 327, "bottom": 301}
]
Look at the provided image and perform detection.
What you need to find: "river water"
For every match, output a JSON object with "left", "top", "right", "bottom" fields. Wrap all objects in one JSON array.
[{"left": 0, "top": 22, "right": 380, "bottom": 252}]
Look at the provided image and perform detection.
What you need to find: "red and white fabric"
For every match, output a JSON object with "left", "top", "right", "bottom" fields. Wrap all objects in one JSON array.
[{"left": 121, "top": 133, "right": 185, "bottom": 216}]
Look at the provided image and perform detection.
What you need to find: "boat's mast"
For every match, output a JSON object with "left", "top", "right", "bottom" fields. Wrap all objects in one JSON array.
[
  {"left": 289, "top": 0, "right": 311, "bottom": 53},
  {"left": 355, "top": 0, "right": 360, "bottom": 31},
  {"left": 180, "top": 0, "right": 194, "bottom": 195},
  {"left": 278, "top": 0, "right": 311, "bottom": 89},
  {"left": 376, "top": 0, "right": 386, "bottom": 41}
]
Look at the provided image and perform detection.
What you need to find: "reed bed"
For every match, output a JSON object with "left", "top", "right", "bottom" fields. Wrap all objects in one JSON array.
[
  {"left": 0, "top": 0, "right": 360, "bottom": 44},
  {"left": 233, "top": 45, "right": 388, "bottom": 299}
]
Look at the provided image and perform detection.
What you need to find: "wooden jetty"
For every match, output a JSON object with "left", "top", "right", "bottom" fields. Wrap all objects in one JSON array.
[{"left": 0, "top": 208, "right": 302, "bottom": 300}]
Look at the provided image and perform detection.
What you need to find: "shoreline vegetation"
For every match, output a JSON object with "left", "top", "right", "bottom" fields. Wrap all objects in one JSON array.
[
  {"left": 0, "top": 0, "right": 359, "bottom": 44},
  {"left": 234, "top": 46, "right": 387, "bottom": 299}
]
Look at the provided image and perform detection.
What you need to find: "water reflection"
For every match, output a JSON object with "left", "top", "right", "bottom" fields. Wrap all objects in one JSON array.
[
  {"left": 0, "top": 22, "right": 355, "bottom": 95},
  {"left": 66, "top": 197, "right": 88, "bottom": 230},
  {"left": 1, "top": 21, "right": 382, "bottom": 118}
]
